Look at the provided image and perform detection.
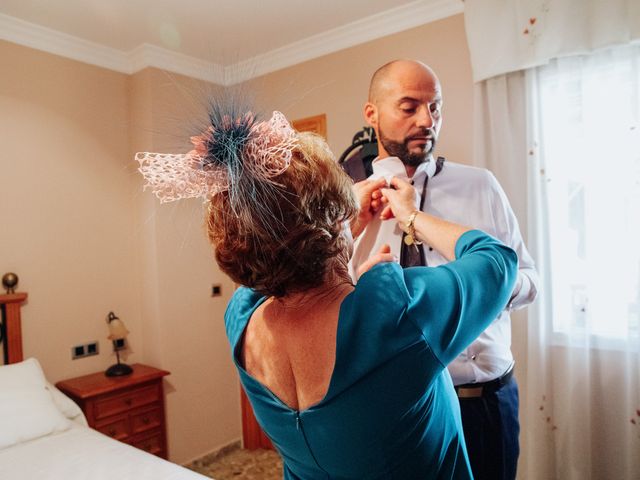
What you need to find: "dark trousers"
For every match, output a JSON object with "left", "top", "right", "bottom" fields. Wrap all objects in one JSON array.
[{"left": 458, "top": 376, "right": 520, "bottom": 480}]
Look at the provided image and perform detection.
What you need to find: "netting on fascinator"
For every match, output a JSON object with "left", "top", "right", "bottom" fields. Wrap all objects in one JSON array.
[{"left": 136, "top": 110, "right": 297, "bottom": 204}]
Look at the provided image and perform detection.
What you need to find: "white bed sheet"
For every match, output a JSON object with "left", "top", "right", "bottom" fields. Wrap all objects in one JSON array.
[{"left": 0, "top": 423, "right": 211, "bottom": 480}]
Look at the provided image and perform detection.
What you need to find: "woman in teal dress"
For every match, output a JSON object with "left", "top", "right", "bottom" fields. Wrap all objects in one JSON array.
[{"left": 138, "top": 107, "right": 517, "bottom": 479}]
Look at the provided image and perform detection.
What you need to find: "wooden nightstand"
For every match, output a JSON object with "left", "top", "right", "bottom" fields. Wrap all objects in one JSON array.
[{"left": 56, "top": 364, "right": 171, "bottom": 459}]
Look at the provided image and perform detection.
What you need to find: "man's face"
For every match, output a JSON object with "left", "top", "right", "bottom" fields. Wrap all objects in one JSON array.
[{"left": 367, "top": 64, "right": 443, "bottom": 168}]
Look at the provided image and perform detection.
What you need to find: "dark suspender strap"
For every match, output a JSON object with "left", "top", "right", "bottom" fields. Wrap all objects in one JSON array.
[{"left": 434, "top": 156, "right": 445, "bottom": 176}]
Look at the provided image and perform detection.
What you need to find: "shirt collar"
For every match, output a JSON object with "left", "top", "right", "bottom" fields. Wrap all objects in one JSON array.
[{"left": 370, "top": 156, "right": 436, "bottom": 186}]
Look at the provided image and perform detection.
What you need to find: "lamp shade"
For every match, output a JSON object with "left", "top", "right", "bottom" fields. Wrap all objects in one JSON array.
[
  {"left": 106, "top": 312, "right": 129, "bottom": 340},
  {"left": 107, "top": 318, "right": 129, "bottom": 340}
]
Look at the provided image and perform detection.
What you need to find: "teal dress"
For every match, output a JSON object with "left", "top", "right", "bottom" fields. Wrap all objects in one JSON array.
[{"left": 225, "top": 231, "right": 517, "bottom": 479}]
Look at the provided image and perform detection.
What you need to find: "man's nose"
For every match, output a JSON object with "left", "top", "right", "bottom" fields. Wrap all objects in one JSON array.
[{"left": 415, "top": 106, "right": 434, "bottom": 129}]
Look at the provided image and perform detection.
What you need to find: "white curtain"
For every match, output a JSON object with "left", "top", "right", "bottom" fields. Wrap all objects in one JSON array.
[
  {"left": 474, "top": 43, "right": 640, "bottom": 480},
  {"left": 464, "top": 0, "right": 640, "bottom": 82}
]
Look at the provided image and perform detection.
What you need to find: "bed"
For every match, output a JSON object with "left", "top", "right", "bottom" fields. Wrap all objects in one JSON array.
[{"left": 0, "top": 291, "right": 210, "bottom": 480}]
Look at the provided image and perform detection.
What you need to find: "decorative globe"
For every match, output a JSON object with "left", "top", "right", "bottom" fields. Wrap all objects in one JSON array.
[{"left": 2, "top": 272, "right": 19, "bottom": 294}]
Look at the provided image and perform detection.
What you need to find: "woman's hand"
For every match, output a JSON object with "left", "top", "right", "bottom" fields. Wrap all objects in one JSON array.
[
  {"left": 350, "top": 178, "right": 387, "bottom": 238},
  {"left": 380, "top": 177, "right": 418, "bottom": 230},
  {"left": 382, "top": 176, "right": 472, "bottom": 261},
  {"left": 356, "top": 244, "right": 397, "bottom": 277}
]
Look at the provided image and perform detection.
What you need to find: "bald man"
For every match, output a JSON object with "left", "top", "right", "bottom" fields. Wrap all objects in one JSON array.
[{"left": 350, "top": 60, "right": 538, "bottom": 480}]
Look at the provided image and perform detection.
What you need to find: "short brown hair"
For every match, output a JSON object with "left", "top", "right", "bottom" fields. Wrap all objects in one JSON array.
[{"left": 206, "top": 132, "right": 357, "bottom": 298}]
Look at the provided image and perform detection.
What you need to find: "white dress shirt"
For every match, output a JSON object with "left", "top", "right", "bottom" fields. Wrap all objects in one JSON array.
[{"left": 350, "top": 156, "right": 538, "bottom": 385}]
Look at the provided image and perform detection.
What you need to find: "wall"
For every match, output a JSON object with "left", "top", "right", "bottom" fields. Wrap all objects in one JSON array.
[
  {"left": 0, "top": 41, "right": 241, "bottom": 464},
  {"left": 246, "top": 14, "right": 474, "bottom": 166},
  {"left": 129, "top": 68, "right": 241, "bottom": 463},
  {"left": 0, "top": 40, "right": 136, "bottom": 377}
]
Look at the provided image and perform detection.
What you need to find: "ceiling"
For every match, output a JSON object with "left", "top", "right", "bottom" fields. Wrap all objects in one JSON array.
[{"left": 0, "top": 0, "right": 463, "bottom": 84}]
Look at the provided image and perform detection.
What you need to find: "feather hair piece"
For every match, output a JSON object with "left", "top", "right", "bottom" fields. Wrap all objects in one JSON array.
[{"left": 136, "top": 110, "right": 297, "bottom": 204}]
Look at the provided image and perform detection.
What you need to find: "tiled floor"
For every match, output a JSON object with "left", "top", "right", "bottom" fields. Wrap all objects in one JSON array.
[{"left": 186, "top": 445, "right": 283, "bottom": 480}]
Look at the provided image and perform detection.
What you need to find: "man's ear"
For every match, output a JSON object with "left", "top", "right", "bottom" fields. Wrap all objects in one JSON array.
[{"left": 364, "top": 102, "right": 377, "bottom": 128}]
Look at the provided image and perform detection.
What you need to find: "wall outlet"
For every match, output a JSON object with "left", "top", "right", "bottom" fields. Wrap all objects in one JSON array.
[
  {"left": 113, "top": 338, "right": 126, "bottom": 350},
  {"left": 71, "top": 344, "right": 85, "bottom": 359},
  {"left": 211, "top": 284, "right": 222, "bottom": 297},
  {"left": 71, "top": 341, "right": 100, "bottom": 359},
  {"left": 86, "top": 341, "right": 99, "bottom": 356}
]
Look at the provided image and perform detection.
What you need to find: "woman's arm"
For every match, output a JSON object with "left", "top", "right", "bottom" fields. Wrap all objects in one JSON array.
[
  {"left": 381, "top": 176, "right": 518, "bottom": 365},
  {"left": 380, "top": 177, "right": 471, "bottom": 261},
  {"left": 402, "top": 231, "right": 518, "bottom": 366}
]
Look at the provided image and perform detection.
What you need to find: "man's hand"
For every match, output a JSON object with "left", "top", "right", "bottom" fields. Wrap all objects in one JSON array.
[
  {"left": 351, "top": 178, "right": 387, "bottom": 238},
  {"left": 356, "top": 244, "right": 397, "bottom": 278}
]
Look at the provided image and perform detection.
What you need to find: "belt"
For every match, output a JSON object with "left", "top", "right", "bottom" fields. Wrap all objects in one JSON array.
[{"left": 455, "top": 365, "right": 514, "bottom": 399}]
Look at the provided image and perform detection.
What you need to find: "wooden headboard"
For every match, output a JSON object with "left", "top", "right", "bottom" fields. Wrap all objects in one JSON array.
[{"left": 0, "top": 292, "right": 28, "bottom": 364}]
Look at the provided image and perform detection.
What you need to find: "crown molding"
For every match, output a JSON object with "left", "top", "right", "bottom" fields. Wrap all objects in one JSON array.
[
  {"left": 1, "top": 0, "right": 463, "bottom": 86},
  {"left": 128, "top": 44, "right": 225, "bottom": 85},
  {"left": 0, "top": 12, "right": 227, "bottom": 83},
  {"left": 0, "top": 12, "right": 130, "bottom": 73},
  {"left": 224, "top": 0, "right": 464, "bottom": 85}
]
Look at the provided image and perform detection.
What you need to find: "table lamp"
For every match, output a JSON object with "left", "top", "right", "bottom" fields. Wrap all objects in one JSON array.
[{"left": 105, "top": 311, "right": 133, "bottom": 377}]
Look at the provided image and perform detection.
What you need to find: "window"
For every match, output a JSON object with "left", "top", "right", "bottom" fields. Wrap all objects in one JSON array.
[{"left": 538, "top": 43, "right": 640, "bottom": 342}]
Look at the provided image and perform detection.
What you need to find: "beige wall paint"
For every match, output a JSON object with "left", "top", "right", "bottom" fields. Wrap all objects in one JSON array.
[
  {"left": 0, "top": 41, "right": 138, "bottom": 378},
  {"left": 129, "top": 68, "right": 240, "bottom": 463},
  {"left": 246, "top": 14, "right": 473, "bottom": 166},
  {"left": 0, "top": 42, "right": 241, "bottom": 464},
  {"left": 0, "top": 11, "right": 474, "bottom": 466}
]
